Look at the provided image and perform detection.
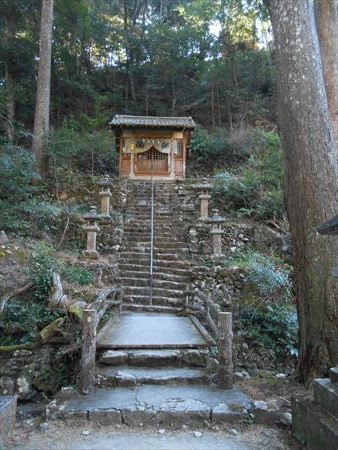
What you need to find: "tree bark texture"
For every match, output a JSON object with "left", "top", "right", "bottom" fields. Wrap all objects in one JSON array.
[
  {"left": 268, "top": 0, "right": 338, "bottom": 384},
  {"left": 314, "top": 0, "right": 338, "bottom": 145},
  {"left": 32, "top": 0, "right": 54, "bottom": 180},
  {"left": 80, "top": 308, "right": 99, "bottom": 394}
]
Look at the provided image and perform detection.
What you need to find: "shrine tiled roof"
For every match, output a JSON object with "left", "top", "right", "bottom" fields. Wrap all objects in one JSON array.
[
  {"left": 317, "top": 214, "right": 338, "bottom": 235},
  {"left": 109, "top": 115, "right": 196, "bottom": 129}
]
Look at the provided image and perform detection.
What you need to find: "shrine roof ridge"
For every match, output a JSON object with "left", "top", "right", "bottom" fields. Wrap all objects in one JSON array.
[{"left": 109, "top": 115, "right": 196, "bottom": 129}]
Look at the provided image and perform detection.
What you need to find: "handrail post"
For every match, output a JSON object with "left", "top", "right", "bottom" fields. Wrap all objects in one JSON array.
[
  {"left": 80, "top": 308, "right": 99, "bottom": 394},
  {"left": 217, "top": 312, "right": 233, "bottom": 389}
]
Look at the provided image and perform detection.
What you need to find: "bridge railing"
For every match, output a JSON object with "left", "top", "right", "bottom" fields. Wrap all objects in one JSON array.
[{"left": 184, "top": 288, "right": 233, "bottom": 388}]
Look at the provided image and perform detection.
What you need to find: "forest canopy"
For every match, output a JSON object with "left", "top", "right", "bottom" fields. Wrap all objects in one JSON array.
[{"left": 0, "top": 0, "right": 273, "bottom": 144}]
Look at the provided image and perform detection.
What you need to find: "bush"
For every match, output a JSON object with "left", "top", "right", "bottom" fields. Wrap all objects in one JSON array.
[
  {"left": 225, "top": 249, "right": 292, "bottom": 302},
  {"left": 236, "top": 301, "right": 298, "bottom": 360},
  {"left": 28, "top": 243, "right": 57, "bottom": 301},
  {"left": 226, "top": 249, "right": 297, "bottom": 361},
  {"left": 0, "top": 145, "right": 41, "bottom": 202},
  {"left": 190, "top": 126, "right": 248, "bottom": 164},
  {"left": 61, "top": 265, "right": 93, "bottom": 285},
  {"left": 213, "top": 130, "right": 284, "bottom": 220},
  {"left": 49, "top": 121, "right": 118, "bottom": 175},
  {"left": 0, "top": 298, "right": 63, "bottom": 345}
]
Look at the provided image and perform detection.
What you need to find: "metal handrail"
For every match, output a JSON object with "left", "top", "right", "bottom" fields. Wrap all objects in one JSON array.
[{"left": 149, "top": 162, "right": 154, "bottom": 305}]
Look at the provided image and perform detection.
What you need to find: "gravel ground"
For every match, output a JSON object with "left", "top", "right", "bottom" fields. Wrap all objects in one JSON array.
[{"left": 9, "top": 418, "right": 301, "bottom": 450}]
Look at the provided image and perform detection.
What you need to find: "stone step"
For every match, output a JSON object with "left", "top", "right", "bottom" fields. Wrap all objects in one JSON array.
[
  {"left": 95, "top": 366, "right": 210, "bottom": 387},
  {"left": 122, "top": 295, "right": 183, "bottom": 308},
  {"left": 121, "top": 246, "right": 189, "bottom": 255},
  {"left": 118, "top": 259, "right": 191, "bottom": 270},
  {"left": 330, "top": 367, "right": 338, "bottom": 384},
  {"left": 55, "top": 385, "right": 252, "bottom": 427},
  {"left": 314, "top": 378, "right": 338, "bottom": 417},
  {"left": 119, "top": 277, "right": 188, "bottom": 290},
  {"left": 123, "top": 286, "right": 184, "bottom": 298},
  {"left": 118, "top": 262, "right": 192, "bottom": 273},
  {"left": 99, "top": 349, "right": 210, "bottom": 368},
  {"left": 118, "top": 270, "right": 190, "bottom": 283},
  {"left": 122, "top": 303, "right": 181, "bottom": 314},
  {"left": 292, "top": 396, "right": 338, "bottom": 450},
  {"left": 123, "top": 242, "right": 189, "bottom": 251}
]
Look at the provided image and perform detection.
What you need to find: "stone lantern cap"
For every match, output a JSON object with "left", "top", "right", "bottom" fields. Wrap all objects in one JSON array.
[
  {"left": 97, "top": 175, "right": 112, "bottom": 186},
  {"left": 206, "top": 209, "right": 225, "bottom": 224},
  {"left": 317, "top": 214, "right": 338, "bottom": 235},
  {"left": 83, "top": 206, "right": 101, "bottom": 221},
  {"left": 192, "top": 181, "right": 213, "bottom": 191}
]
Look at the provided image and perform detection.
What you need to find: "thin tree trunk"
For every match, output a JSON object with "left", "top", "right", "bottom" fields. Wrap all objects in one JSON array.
[
  {"left": 32, "top": 0, "right": 54, "bottom": 180},
  {"left": 314, "top": 0, "right": 338, "bottom": 145},
  {"left": 5, "top": 73, "right": 15, "bottom": 144},
  {"left": 268, "top": 0, "right": 338, "bottom": 384}
]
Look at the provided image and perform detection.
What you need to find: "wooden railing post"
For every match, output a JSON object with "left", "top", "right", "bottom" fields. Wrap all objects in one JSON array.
[
  {"left": 217, "top": 312, "right": 233, "bottom": 389},
  {"left": 80, "top": 308, "right": 99, "bottom": 394}
]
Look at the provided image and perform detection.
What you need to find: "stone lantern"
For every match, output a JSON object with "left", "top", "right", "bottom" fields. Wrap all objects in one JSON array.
[
  {"left": 207, "top": 209, "right": 225, "bottom": 257},
  {"left": 82, "top": 206, "right": 101, "bottom": 258},
  {"left": 193, "top": 180, "right": 213, "bottom": 220},
  {"left": 97, "top": 175, "right": 112, "bottom": 217}
]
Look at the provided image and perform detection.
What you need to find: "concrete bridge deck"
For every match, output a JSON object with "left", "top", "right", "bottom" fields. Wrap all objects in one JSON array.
[{"left": 97, "top": 312, "right": 210, "bottom": 349}]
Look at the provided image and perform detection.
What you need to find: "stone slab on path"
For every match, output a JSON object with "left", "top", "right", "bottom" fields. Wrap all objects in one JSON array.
[
  {"left": 97, "top": 313, "right": 208, "bottom": 348},
  {"left": 96, "top": 365, "right": 210, "bottom": 386},
  {"left": 52, "top": 385, "right": 252, "bottom": 426}
]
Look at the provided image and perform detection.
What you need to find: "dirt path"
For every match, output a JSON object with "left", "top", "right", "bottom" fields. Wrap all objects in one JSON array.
[{"left": 9, "top": 419, "right": 301, "bottom": 450}]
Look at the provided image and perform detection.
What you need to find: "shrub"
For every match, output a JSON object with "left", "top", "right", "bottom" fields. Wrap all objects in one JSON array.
[
  {"left": 190, "top": 126, "right": 248, "bottom": 164},
  {"left": 213, "top": 130, "right": 284, "bottom": 220},
  {"left": 28, "top": 243, "right": 57, "bottom": 301},
  {"left": 226, "top": 249, "right": 297, "bottom": 361},
  {"left": 0, "top": 145, "right": 41, "bottom": 202},
  {"left": 0, "top": 298, "right": 63, "bottom": 345},
  {"left": 225, "top": 249, "right": 292, "bottom": 302},
  {"left": 49, "top": 121, "right": 117, "bottom": 175},
  {"left": 236, "top": 301, "right": 298, "bottom": 360},
  {"left": 61, "top": 265, "right": 93, "bottom": 285}
]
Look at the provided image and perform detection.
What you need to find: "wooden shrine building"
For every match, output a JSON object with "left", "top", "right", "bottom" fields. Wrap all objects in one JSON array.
[{"left": 110, "top": 115, "right": 196, "bottom": 180}]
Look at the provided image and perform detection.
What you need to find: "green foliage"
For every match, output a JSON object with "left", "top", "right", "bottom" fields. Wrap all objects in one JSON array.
[
  {"left": 0, "top": 145, "right": 40, "bottom": 202},
  {"left": 61, "top": 265, "right": 93, "bottom": 285},
  {"left": 227, "top": 248, "right": 297, "bottom": 361},
  {"left": 213, "top": 131, "right": 284, "bottom": 220},
  {"left": 190, "top": 126, "right": 248, "bottom": 163},
  {"left": 49, "top": 122, "right": 117, "bottom": 175},
  {"left": 225, "top": 249, "right": 292, "bottom": 302},
  {"left": 28, "top": 243, "right": 57, "bottom": 301},
  {"left": 236, "top": 301, "right": 298, "bottom": 360},
  {"left": 0, "top": 298, "right": 63, "bottom": 346}
]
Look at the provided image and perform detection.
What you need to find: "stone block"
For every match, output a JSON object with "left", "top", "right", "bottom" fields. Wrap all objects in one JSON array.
[
  {"left": 0, "top": 396, "right": 17, "bottom": 449},
  {"left": 314, "top": 378, "right": 338, "bottom": 417},
  {"left": 292, "top": 395, "right": 338, "bottom": 450},
  {"left": 212, "top": 403, "right": 246, "bottom": 424},
  {"left": 89, "top": 408, "right": 122, "bottom": 425},
  {"left": 250, "top": 400, "right": 280, "bottom": 425},
  {"left": 128, "top": 350, "right": 178, "bottom": 367},
  {"left": 155, "top": 398, "right": 211, "bottom": 426},
  {"left": 100, "top": 351, "right": 128, "bottom": 365},
  {"left": 330, "top": 367, "right": 338, "bottom": 384},
  {"left": 121, "top": 407, "right": 157, "bottom": 426}
]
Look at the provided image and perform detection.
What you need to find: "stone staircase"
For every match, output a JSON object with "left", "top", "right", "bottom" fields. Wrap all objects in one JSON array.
[
  {"left": 292, "top": 367, "right": 338, "bottom": 449},
  {"left": 117, "top": 181, "right": 194, "bottom": 312},
  {"left": 49, "top": 180, "right": 252, "bottom": 427},
  {"left": 95, "top": 181, "right": 215, "bottom": 390}
]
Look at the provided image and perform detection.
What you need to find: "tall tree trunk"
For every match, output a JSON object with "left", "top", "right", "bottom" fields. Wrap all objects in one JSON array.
[
  {"left": 268, "top": 0, "right": 338, "bottom": 384},
  {"left": 5, "top": 72, "right": 15, "bottom": 144},
  {"left": 32, "top": 0, "right": 54, "bottom": 180},
  {"left": 314, "top": 0, "right": 338, "bottom": 144}
]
